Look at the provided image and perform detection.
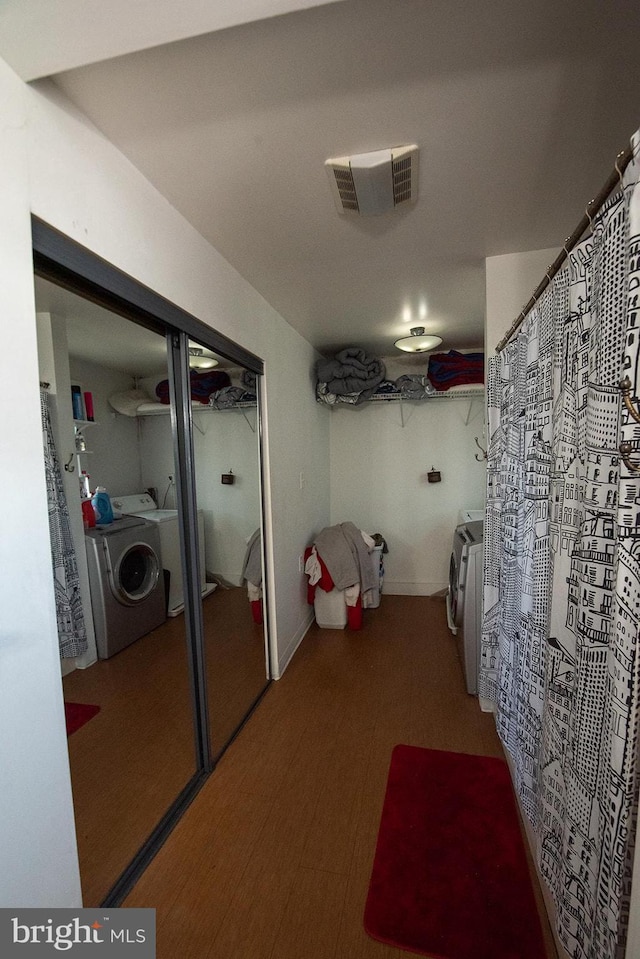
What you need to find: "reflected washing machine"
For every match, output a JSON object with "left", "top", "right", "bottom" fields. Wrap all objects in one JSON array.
[
  {"left": 113, "top": 493, "right": 216, "bottom": 617},
  {"left": 446, "top": 519, "right": 484, "bottom": 694},
  {"left": 84, "top": 516, "right": 166, "bottom": 659}
]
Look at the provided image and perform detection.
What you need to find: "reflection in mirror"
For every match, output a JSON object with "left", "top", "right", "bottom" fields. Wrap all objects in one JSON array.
[
  {"left": 34, "top": 278, "right": 197, "bottom": 905},
  {"left": 188, "top": 335, "right": 269, "bottom": 757}
]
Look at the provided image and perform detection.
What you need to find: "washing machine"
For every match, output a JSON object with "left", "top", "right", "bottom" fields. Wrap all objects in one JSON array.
[
  {"left": 113, "top": 493, "right": 216, "bottom": 617},
  {"left": 84, "top": 516, "right": 166, "bottom": 659},
  {"left": 445, "top": 519, "right": 484, "bottom": 694}
]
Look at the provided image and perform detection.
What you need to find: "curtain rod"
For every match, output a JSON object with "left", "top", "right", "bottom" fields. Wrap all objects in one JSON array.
[{"left": 495, "top": 141, "right": 636, "bottom": 353}]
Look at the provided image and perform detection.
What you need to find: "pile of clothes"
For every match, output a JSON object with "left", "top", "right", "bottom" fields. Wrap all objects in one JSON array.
[
  {"left": 304, "top": 522, "right": 387, "bottom": 630},
  {"left": 315, "top": 348, "right": 484, "bottom": 406}
]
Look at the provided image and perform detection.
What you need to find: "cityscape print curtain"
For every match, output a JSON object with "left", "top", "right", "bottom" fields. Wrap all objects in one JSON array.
[
  {"left": 481, "top": 144, "right": 640, "bottom": 959},
  {"left": 41, "top": 387, "right": 88, "bottom": 658}
]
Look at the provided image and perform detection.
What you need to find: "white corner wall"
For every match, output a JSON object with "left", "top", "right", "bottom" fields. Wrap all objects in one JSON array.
[
  {"left": 329, "top": 385, "right": 486, "bottom": 594},
  {"left": 0, "top": 57, "right": 329, "bottom": 907},
  {"left": 485, "top": 247, "right": 559, "bottom": 355}
]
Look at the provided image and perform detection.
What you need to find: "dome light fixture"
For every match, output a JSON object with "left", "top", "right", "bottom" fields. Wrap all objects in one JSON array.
[
  {"left": 394, "top": 327, "right": 443, "bottom": 353},
  {"left": 188, "top": 346, "right": 219, "bottom": 370}
]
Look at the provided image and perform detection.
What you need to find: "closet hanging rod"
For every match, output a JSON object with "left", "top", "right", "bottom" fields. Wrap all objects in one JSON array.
[{"left": 495, "top": 140, "right": 636, "bottom": 353}]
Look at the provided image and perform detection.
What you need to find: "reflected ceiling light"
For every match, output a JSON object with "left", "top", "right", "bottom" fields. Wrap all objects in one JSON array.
[
  {"left": 394, "top": 327, "right": 443, "bottom": 353},
  {"left": 188, "top": 347, "right": 219, "bottom": 370}
]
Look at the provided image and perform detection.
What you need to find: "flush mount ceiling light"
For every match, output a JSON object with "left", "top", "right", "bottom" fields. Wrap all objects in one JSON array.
[
  {"left": 188, "top": 347, "right": 219, "bottom": 370},
  {"left": 325, "top": 144, "right": 418, "bottom": 216},
  {"left": 394, "top": 327, "right": 443, "bottom": 353}
]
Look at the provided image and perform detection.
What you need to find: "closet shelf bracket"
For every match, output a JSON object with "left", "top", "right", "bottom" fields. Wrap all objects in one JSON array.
[{"left": 242, "top": 410, "right": 256, "bottom": 433}]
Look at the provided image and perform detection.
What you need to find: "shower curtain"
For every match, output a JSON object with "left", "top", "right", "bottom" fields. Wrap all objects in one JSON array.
[
  {"left": 41, "top": 387, "right": 88, "bottom": 658},
  {"left": 481, "top": 144, "right": 640, "bottom": 959}
]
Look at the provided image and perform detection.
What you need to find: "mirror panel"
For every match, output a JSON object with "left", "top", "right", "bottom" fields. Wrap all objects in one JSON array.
[
  {"left": 186, "top": 335, "right": 270, "bottom": 757},
  {"left": 35, "top": 279, "right": 198, "bottom": 905}
]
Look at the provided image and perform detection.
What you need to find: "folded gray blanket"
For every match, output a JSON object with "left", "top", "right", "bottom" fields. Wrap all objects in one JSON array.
[{"left": 316, "top": 348, "right": 386, "bottom": 403}]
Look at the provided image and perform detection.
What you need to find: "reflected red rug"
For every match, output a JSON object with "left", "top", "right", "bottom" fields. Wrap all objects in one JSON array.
[
  {"left": 65, "top": 702, "right": 100, "bottom": 736},
  {"left": 364, "top": 746, "right": 546, "bottom": 959}
]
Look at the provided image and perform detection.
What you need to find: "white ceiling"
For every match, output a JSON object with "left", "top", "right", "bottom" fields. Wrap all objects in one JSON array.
[{"left": 6, "top": 0, "right": 640, "bottom": 359}]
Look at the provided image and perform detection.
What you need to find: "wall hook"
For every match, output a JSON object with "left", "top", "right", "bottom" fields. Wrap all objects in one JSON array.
[
  {"left": 585, "top": 198, "right": 595, "bottom": 230},
  {"left": 619, "top": 441, "right": 640, "bottom": 473},
  {"left": 64, "top": 454, "right": 75, "bottom": 473},
  {"left": 619, "top": 376, "right": 640, "bottom": 424},
  {"left": 615, "top": 151, "right": 625, "bottom": 190},
  {"left": 474, "top": 436, "right": 487, "bottom": 461}
]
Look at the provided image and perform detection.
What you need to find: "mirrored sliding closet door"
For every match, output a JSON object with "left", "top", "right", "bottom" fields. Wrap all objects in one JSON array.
[{"left": 33, "top": 220, "right": 271, "bottom": 906}]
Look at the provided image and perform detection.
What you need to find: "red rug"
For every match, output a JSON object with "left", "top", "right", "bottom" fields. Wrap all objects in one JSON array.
[
  {"left": 364, "top": 746, "right": 546, "bottom": 959},
  {"left": 65, "top": 702, "right": 100, "bottom": 736}
]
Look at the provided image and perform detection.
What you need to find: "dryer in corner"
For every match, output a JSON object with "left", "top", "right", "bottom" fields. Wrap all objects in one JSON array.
[{"left": 446, "top": 519, "right": 484, "bottom": 695}]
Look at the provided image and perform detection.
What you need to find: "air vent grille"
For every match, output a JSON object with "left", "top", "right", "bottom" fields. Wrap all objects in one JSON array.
[
  {"left": 333, "top": 168, "right": 359, "bottom": 212},
  {"left": 392, "top": 155, "right": 413, "bottom": 206},
  {"left": 325, "top": 145, "right": 418, "bottom": 215}
]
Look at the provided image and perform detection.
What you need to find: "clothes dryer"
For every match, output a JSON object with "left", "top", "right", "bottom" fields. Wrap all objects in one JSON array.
[
  {"left": 446, "top": 519, "right": 484, "bottom": 694},
  {"left": 84, "top": 516, "right": 166, "bottom": 659}
]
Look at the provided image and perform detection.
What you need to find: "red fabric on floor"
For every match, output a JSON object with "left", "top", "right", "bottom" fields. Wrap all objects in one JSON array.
[{"left": 364, "top": 745, "right": 546, "bottom": 959}]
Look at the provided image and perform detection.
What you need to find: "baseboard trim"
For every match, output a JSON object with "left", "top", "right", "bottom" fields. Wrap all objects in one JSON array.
[
  {"left": 384, "top": 581, "right": 448, "bottom": 596},
  {"left": 273, "top": 609, "right": 315, "bottom": 679}
]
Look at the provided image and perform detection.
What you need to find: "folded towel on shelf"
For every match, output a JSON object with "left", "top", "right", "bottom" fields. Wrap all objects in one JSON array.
[
  {"left": 155, "top": 369, "right": 232, "bottom": 404},
  {"left": 427, "top": 351, "right": 484, "bottom": 391}
]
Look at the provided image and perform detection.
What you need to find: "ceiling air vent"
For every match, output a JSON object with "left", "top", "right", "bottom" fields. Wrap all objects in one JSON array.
[{"left": 325, "top": 145, "right": 418, "bottom": 216}]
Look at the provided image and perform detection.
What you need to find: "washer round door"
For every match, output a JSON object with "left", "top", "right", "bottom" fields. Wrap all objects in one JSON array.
[{"left": 110, "top": 541, "right": 161, "bottom": 606}]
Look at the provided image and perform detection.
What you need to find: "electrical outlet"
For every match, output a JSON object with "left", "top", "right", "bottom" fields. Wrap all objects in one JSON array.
[{"left": 168, "top": 474, "right": 174, "bottom": 484}]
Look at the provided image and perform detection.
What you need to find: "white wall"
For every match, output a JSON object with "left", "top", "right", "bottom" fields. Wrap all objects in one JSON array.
[
  {"left": 485, "top": 247, "right": 559, "bottom": 356},
  {"left": 0, "top": 58, "right": 329, "bottom": 907},
  {"left": 68, "top": 357, "right": 143, "bottom": 496},
  {"left": 137, "top": 402, "right": 262, "bottom": 584},
  {"left": 329, "top": 370, "right": 486, "bottom": 594},
  {"left": 0, "top": 60, "right": 82, "bottom": 907}
]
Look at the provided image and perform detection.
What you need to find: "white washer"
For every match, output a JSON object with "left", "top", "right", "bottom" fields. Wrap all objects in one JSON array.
[
  {"left": 84, "top": 516, "right": 166, "bottom": 658},
  {"left": 446, "top": 519, "right": 484, "bottom": 694},
  {"left": 113, "top": 493, "right": 216, "bottom": 617}
]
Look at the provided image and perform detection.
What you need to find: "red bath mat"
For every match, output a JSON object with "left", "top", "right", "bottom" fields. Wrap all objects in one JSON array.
[
  {"left": 65, "top": 702, "right": 100, "bottom": 736},
  {"left": 364, "top": 745, "right": 546, "bottom": 959}
]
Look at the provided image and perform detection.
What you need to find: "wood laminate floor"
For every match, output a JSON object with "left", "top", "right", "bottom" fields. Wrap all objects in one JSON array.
[
  {"left": 119, "top": 595, "right": 558, "bottom": 959},
  {"left": 63, "top": 586, "right": 268, "bottom": 906}
]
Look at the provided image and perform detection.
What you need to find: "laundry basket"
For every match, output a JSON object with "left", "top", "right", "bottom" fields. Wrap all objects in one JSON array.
[
  {"left": 314, "top": 587, "right": 348, "bottom": 628},
  {"left": 365, "top": 545, "right": 384, "bottom": 609}
]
